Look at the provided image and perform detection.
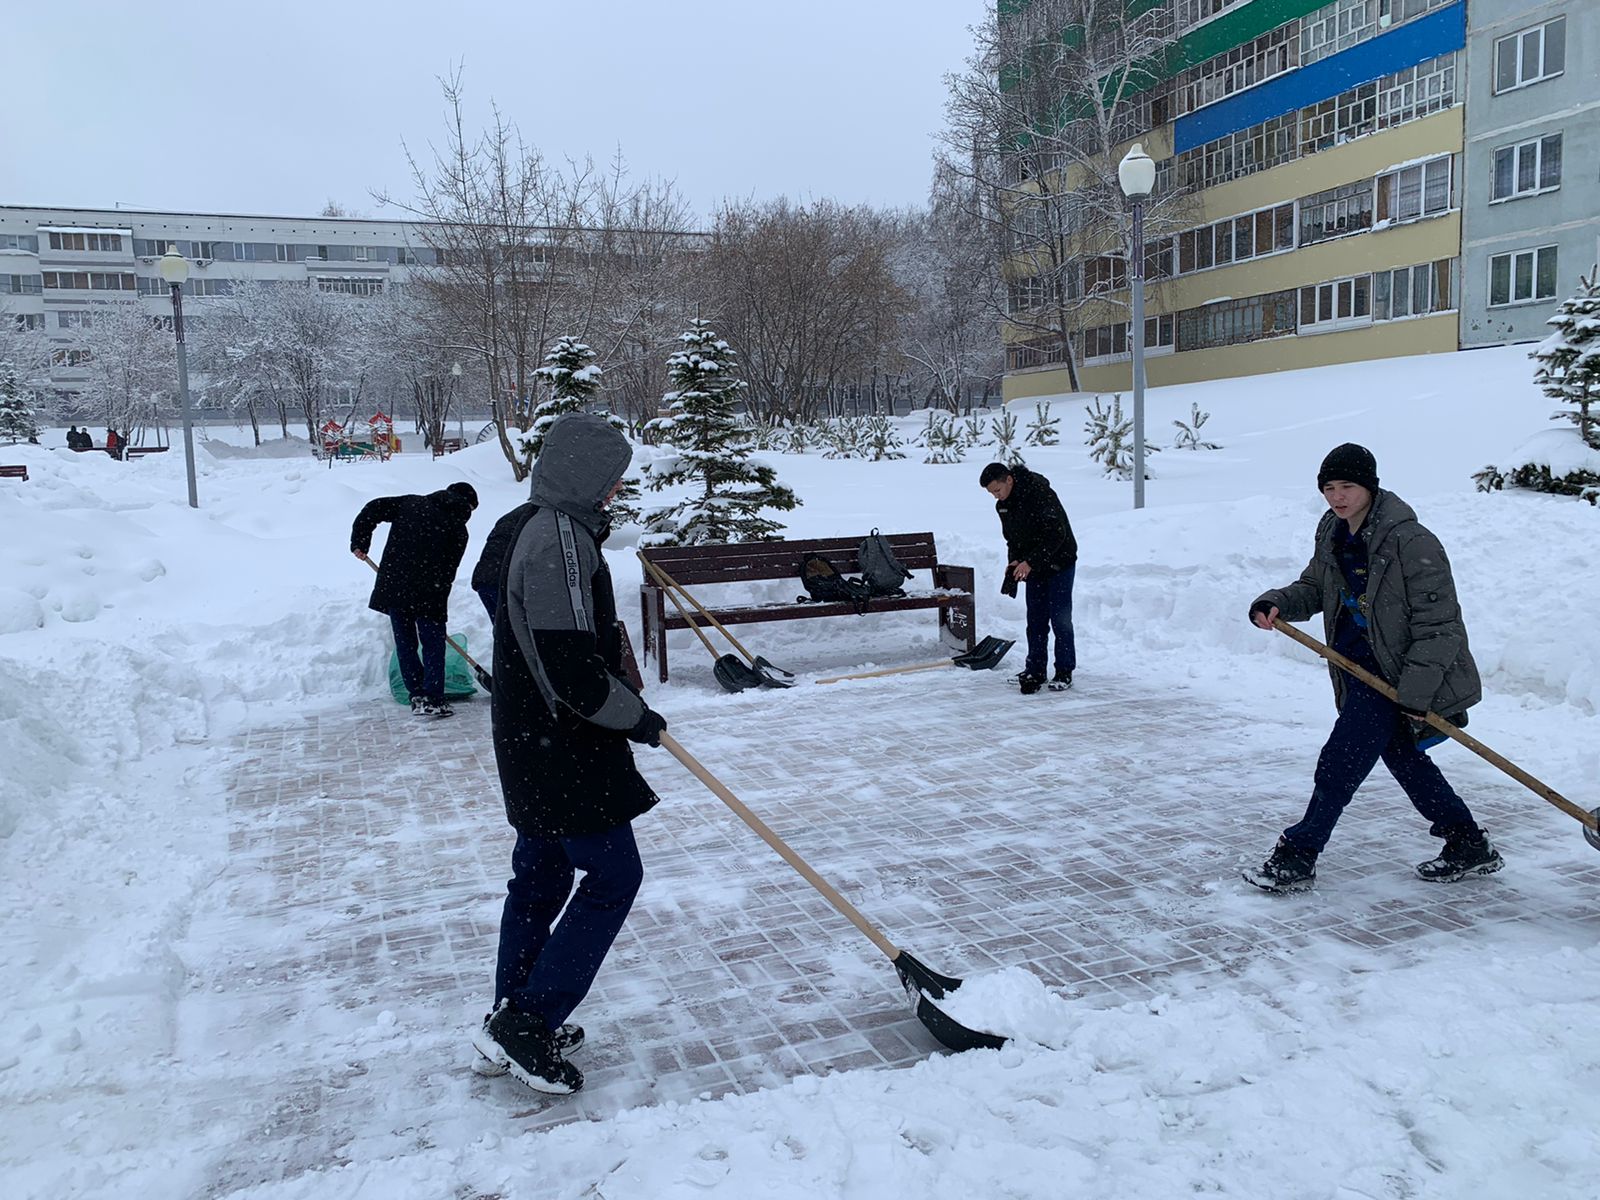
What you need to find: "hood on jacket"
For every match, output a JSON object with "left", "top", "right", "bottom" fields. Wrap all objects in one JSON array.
[
  {"left": 430, "top": 485, "right": 477, "bottom": 522},
  {"left": 1320, "top": 488, "right": 1417, "bottom": 554},
  {"left": 528, "top": 413, "right": 632, "bottom": 531}
]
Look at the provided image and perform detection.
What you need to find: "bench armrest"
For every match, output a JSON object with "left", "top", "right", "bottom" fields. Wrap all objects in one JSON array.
[{"left": 933, "top": 563, "right": 974, "bottom": 594}]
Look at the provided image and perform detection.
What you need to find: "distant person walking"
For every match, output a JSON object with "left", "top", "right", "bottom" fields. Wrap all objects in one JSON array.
[
  {"left": 471, "top": 414, "right": 667, "bottom": 1096},
  {"left": 349, "top": 481, "right": 479, "bottom": 717},
  {"left": 104, "top": 428, "right": 121, "bottom": 459},
  {"left": 1244, "top": 443, "right": 1503, "bottom": 892},
  {"left": 980, "top": 461, "right": 1078, "bottom": 694}
]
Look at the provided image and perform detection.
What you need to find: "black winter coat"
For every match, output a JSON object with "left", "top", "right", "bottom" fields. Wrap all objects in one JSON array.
[
  {"left": 350, "top": 489, "right": 473, "bottom": 621},
  {"left": 491, "top": 415, "right": 656, "bottom": 837},
  {"left": 471, "top": 502, "right": 533, "bottom": 593},
  {"left": 996, "top": 465, "right": 1077, "bottom": 580}
]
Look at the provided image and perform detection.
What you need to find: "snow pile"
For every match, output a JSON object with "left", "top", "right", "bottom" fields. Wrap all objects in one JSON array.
[{"left": 928, "top": 965, "right": 1075, "bottom": 1047}]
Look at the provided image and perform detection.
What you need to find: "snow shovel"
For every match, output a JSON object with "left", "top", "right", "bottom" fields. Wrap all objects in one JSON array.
[
  {"left": 638, "top": 558, "right": 761, "bottom": 692},
  {"left": 638, "top": 555, "right": 794, "bottom": 689},
  {"left": 660, "top": 731, "right": 1006, "bottom": 1051},
  {"left": 357, "top": 553, "right": 493, "bottom": 694},
  {"left": 816, "top": 635, "right": 1016, "bottom": 685},
  {"left": 1272, "top": 617, "right": 1600, "bottom": 851}
]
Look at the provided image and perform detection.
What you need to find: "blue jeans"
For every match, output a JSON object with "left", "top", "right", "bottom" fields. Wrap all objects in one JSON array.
[
  {"left": 495, "top": 825, "right": 643, "bottom": 1028},
  {"left": 389, "top": 612, "right": 446, "bottom": 701},
  {"left": 1023, "top": 563, "right": 1076, "bottom": 678},
  {"left": 1284, "top": 673, "right": 1476, "bottom": 853}
]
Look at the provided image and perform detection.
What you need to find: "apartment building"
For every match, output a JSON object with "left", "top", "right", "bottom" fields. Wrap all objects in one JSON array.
[
  {"left": 0, "top": 205, "right": 433, "bottom": 396},
  {"left": 1002, "top": 0, "right": 1485, "bottom": 400},
  {"left": 1459, "top": 1, "right": 1597, "bottom": 347}
]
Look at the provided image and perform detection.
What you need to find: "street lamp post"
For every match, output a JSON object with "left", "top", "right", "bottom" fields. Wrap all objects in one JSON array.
[
  {"left": 1118, "top": 142, "right": 1157, "bottom": 511},
  {"left": 158, "top": 248, "right": 199, "bottom": 509},
  {"left": 451, "top": 361, "right": 463, "bottom": 442}
]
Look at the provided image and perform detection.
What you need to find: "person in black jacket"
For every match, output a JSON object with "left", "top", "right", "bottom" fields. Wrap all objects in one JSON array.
[
  {"left": 469, "top": 500, "right": 533, "bottom": 618},
  {"left": 350, "top": 481, "right": 479, "bottom": 717},
  {"left": 981, "top": 461, "right": 1079, "bottom": 694},
  {"left": 470, "top": 413, "right": 667, "bottom": 1096}
]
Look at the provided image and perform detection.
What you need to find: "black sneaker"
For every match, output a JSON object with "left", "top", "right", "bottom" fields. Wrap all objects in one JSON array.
[
  {"left": 1243, "top": 837, "right": 1318, "bottom": 892},
  {"left": 1416, "top": 827, "right": 1504, "bottom": 882},
  {"left": 471, "top": 1005, "right": 584, "bottom": 1076},
  {"left": 471, "top": 1003, "right": 583, "bottom": 1094},
  {"left": 430, "top": 698, "right": 454, "bottom": 719},
  {"left": 1048, "top": 670, "right": 1073, "bottom": 692},
  {"left": 1016, "top": 672, "right": 1044, "bottom": 695},
  {"left": 409, "top": 696, "right": 428, "bottom": 716}
]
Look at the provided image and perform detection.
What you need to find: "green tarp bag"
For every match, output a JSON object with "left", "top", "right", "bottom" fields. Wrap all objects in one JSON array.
[{"left": 388, "top": 632, "right": 479, "bottom": 703}]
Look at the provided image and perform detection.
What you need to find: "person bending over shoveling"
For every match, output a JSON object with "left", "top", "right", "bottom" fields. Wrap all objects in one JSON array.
[
  {"left": 471, "top": 413, "right": 668, "bottom": 1095},
  {"left": 350, "top": 481, "right": 479, "bottom": 718},
  {"left": 980, "top": 461, "right": 1078, "bottom": 695},
  {"left": 1244, "top": 443, "right": 1503, "bottom": 892}
]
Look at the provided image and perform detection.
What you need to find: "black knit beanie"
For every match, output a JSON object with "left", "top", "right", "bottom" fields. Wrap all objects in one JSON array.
[
  {"left": 446, "top": 481, "right": 480, "bottom": 509},
  {"left": 1317, "top": 443, "right": 1379, "bottom": 493}
]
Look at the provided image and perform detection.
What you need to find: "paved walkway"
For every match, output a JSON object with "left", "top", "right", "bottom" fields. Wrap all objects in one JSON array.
[{"left": 184, "top": 661, "right": 1600, "bottom": 1196}]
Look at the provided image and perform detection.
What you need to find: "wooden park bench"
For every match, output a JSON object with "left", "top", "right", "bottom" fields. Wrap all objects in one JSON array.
[
  {"left": 0, "top": 464, "right": 28, "bottom": 481},
  {"left": 638, "top": 532, "right": 975, "bottom": 683},
  {"left": 126, "top": 446, "right": 170, "bottom": 458},
  {"left": 432, "top": 436, "right": 466, "bottom": 457}
]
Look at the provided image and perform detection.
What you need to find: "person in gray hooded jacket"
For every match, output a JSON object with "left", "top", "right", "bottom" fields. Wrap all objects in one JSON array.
[
  {"left": 1244, "top": 443, "right": 1503, "bottom": 892},
  {"left": 471, "top": 413, "right": 667, "bottom": 1095}
]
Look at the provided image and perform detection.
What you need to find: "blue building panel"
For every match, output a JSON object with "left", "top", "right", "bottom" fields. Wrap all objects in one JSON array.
[{"left": 1174, "top": 3, "right": 1466, "bottom": 153}]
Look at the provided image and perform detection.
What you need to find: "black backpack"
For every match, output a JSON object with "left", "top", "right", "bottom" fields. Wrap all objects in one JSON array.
[
  {"left": 798, "top": 554, "right": 873, "bottom": 613},
  {"left": 858, "top": 529, "right": 912, "bottom": 597}
]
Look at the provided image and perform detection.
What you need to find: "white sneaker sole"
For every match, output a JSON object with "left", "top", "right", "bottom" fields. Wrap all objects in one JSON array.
[
  {"left": 1242, "top": 870, "right": 1315, "bottom": 893},
  {"left": 471, "top": 1026, "right": 509, "bottom": 1076},
  {"left": 1417, "top": 856, "right": 1504, "bottom": 883}
]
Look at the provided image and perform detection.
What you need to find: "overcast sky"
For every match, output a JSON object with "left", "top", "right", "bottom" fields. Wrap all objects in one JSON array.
[{"left": 3, "top": 0, "right": 989, "bottom": 223}]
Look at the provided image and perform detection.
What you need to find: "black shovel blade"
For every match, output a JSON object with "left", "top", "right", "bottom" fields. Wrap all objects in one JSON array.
[
  {"left": 951, "top": 635, "right": 1016, "bottom": 672},
  {"left": 753, "top": 655, "right": 797, "bottom": 686},
  {"left": 894, "top": 949, "right": 1008, "bottom": 1052},
  {"left": 713, "top": 654, "right": 762, "bottom": 693},
  {"left": 1585, "top": 810, "right": 1600, "bottom": 853},
  {"left": 472, "top": 665, "right": 494, "bottom": 694}
]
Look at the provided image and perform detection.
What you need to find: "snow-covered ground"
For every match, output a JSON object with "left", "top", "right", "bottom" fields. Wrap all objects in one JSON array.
[{"left": 4, "top": 344, "right": 1599, "bottom": 1198}]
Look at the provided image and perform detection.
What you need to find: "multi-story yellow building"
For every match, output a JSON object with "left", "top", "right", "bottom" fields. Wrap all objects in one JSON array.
[{"left": 1003, "top": 0, "right": 1471, "bottom": 400}]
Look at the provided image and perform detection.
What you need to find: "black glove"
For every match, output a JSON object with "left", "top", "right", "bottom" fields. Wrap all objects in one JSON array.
[
  {"left": 1000, "top": 568, "right": 1019, "bottom": 599},
  {"left": 1248, "top": 600, "right": 1276, "bottom": 626},
  {"left": 626, "top": 707, "right": 667, "bottom": 748}
]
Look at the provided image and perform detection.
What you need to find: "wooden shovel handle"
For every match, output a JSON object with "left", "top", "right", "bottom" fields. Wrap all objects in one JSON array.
[
  {"left": 638, "top": 555, "right": 756, "bottom": 665},
  {"left": 358, "top": 552, "right": 486, "bottom": 673},
  {"left": 1272, "top": 618, "right": 1598, "bottom": 832},
  {"left": 816, "top": 661, "right": 955, "bottom": 685},
  {"left": 659, "top": 731, "right": 901, "bottom": 961},
  {"left": 637, "top": 556, "right": 724, "bottom": 662}
]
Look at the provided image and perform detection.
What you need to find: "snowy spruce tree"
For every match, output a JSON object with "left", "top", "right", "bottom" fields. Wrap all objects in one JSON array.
[
  {"left": 921, "top": 411, "right": 966, "bottom": 464},
  {"left": 1085, "top": 394, "right": 1157, "bottom": 480},
  {"left": 641, "top": 322, "right": 799, "bottom": 545},
  {"left": 864, "top": 414, "right": 906, "bottom": 461},
  {"left": 521, "top": 336, "right": 640, "bottom": 522},
  {"left": 1532, "top": 270, "right": 1600, "bottom": 451},
  {"left": 0, "top": 361, "right": 40, "bottom": 443},
  {"left": 1025, "top": 401, "right": 1060, "bottom": 446},
  {"left": 991, "top": 409, "right": 1024, "bottom": 465},
  {"left": 1172, "top": 402, "right": 1221, "bottom": 450}
]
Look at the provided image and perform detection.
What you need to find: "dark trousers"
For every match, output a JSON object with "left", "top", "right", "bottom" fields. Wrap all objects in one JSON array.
[
  {"left": 1023, "top": 563, "right": 1076, "bottom": 678},
  {"left": 495, "top": 824, "right": 643, "bottom": 1028},
  {"left": 476, "top": 586, "right": 498, "bottom": 620},
  {"left": 1284, "top": 673, "right": 1477, "bottom": 853},
  {"left": 389, "top": 612, "right": 446, "bottom": 701}
]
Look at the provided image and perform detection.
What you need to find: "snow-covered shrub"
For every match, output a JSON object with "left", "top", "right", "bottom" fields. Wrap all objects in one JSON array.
[
  {"left": 991, "top": 409, "right": 1024, "bottom": 465},
  {"left": 1172, "top": 402, "right": 1221, "bottom": 450},
  {"left": 1025, "top": 401, "right": 1059, "bottom": 446},
  {"left": 1085, "top": 393, "right": 1156, "bottom": 480}
]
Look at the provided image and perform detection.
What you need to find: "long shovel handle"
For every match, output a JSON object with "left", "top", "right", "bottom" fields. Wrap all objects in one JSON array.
[
  {"left": 816, "top": 661, "right": 955, "bottom": 685},
  {"left": 640, "top": 556, "right": 757, "bottom": 665},
  {"left": 1272, "top": 617, "right": 1598, "bottom": 833},
  {"left": 659, "top": 731, "right": 901, "bottom": 962},
  {"left": 638, "top": 556, "right": 724, "bottom": 663},
  {"left": 357, "top": 552, "right": 489, "bottom": 677}
]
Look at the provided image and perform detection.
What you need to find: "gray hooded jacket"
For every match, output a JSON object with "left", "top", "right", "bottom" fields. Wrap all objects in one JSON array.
[{"left": 1255, "top": 489, "right": 1481, "bottom": 716}]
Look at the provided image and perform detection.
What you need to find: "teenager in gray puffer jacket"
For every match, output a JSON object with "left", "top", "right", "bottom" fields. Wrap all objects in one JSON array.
[{"left": 1243, "top": 443, "right": 1503, "bottom": 892}]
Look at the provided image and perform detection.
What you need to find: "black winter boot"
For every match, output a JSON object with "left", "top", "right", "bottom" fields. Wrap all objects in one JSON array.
[
  {"left": 1243, "top": 837, "right": 1318, "bottom": 892},
  {"left": 1048, "top": 669, "right": 1073, "bottom": 692},
  {"left": 472, "top": 1003, "right": 584, "bottom": 1094},
  {"left": 472, "top": 1003, "right": 584, "bottom": 1076},
  {"left": 1416, "top": 826, "right": 1504, "bottom": 882},
  {"left": 1016, "top": 672, "right": 1044, "bottom": 695}
]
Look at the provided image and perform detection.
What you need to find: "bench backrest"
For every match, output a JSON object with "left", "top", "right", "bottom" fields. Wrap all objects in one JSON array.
[
  {"left": 0, "top": 465, "right": 29, "bottom": 479},
  {"left": 641, "top": 532, "right": 938, "bottom": 587}
]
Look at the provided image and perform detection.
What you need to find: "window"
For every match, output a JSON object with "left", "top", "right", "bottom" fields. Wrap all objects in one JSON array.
[
  {"left": 353, "top": 246, "right": 369, "bottom": 262},
  {"left": 275, "top": 244, "right": 292, "bottom": 262},
  {"left": 1006, "top": 336, "right": 1070, "bottom": 372},
  {"left": 57, "top": 311, "right": 95, "bottom": 329},
  {"left": 1007, "top": 275, "right": 1052, "bottom": 314},
  {"left": 397, "top": 246, "right": 419, "bottom": 266},
  {"left": 1083, "top": 316, "right": 1175, "bottom": 361},
  {"left": 315, "top": 245, "right": 330, "bottom": 260},
  {"left": 47, "top": 232, "right": 123, "bottom": 252},
  {"left": 1175, "top": 23, "right": 1299, "bottom": 116},
  {"left": 5, "top": 273, "right": 43, "bottom": 295},
  {"left": 12, "top": 312, "right": 45, "bottom": 331},
  {"left": 1494, "top": 17, "right": 1565, "bottom": 93},
  {"left": 1298, "top": 274, "right": 1372, "bottom": 331},
  {"left": 1177, "top": 291, "right": 1297, "bottom": 352},
  {"left": 1176, "top": 0, "right": 1246, "bottom": 30},
  {"left": 0, "top": 233, "right": 40, "bottom": 252},
  {"left": 48, "top": 232, "right": 84, "bottom": 251},
  {"left": 1492, "top": 134, "right": 1562, "bottom": 201},
  {"left": 133, "top": 238, "right": 175, "bottom": 257},
  {"left": 1299, "top": 179, "right": 1375, "bottom": 245},
  {"left": 1489, "top": 246, "right": 1558, "bottom": 307},
  {"left": 1301, "top": 0, "right": 1377, "bottom": 68},
  {"left": 1083, "top": 255, "right": 1126, "bottom": 295},
  {"left": 1375, "top": 156, "right": 1451, "bottom": 222},
  {"left": 51, "top": 349, "right": 93, "bottom": 367},
  {"left": 1378, "top": 54, "right": 1457, "bottom": 127},
  {"left": 1374, "top": 260, "right": 1453, "bottom": 320}
]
